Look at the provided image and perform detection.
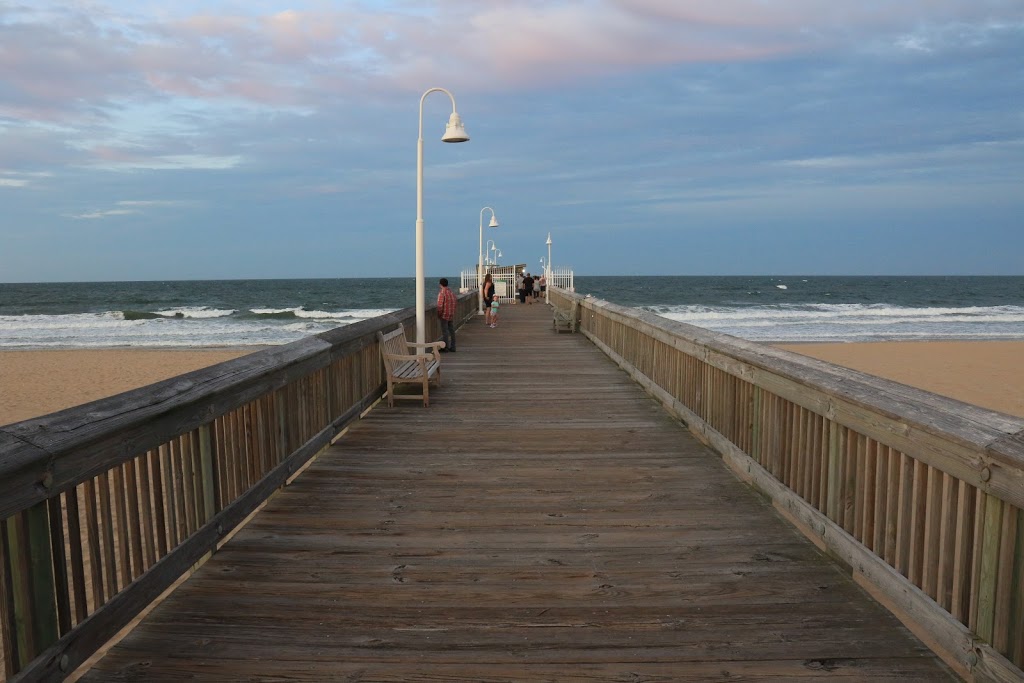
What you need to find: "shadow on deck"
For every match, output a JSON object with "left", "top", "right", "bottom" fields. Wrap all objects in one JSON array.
[{"left": 80, "top": 301, "right": 956, "bottom": 681}]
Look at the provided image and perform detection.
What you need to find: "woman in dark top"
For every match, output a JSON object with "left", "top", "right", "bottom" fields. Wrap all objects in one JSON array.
[{"left": 482, "top": 273, "right": 495, "bottom": 326}]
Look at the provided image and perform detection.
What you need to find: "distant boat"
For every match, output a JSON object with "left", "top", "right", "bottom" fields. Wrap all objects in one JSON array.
[{"left": 776, "top": 284, "right": 788, "bottom": 290}]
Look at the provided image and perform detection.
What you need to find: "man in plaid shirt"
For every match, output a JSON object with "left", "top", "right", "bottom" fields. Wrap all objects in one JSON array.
[{"left": 436, "top": 277, "right": 457, "bottom": 352}]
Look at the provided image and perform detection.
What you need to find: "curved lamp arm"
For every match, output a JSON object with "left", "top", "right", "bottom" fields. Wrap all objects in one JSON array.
[{"left": 419, "top": 87, "right": 468, "bottom": 142}]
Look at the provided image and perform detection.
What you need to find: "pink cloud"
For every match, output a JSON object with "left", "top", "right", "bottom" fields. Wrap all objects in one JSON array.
[
  {"left": 614, "top": 0, "right": 1024, "bottom": 28},
  {"left": 372, "top": 3, "right": 802, "bottom": 91},
  {"left": 2, "top": 1, "right": 1021, "bottom": 130}
]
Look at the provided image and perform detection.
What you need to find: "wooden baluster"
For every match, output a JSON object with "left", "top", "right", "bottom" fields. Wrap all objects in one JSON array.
[
  {"left": 4, "top": 503, "right": 58, "bottom": 670},
  {"left": 975, "top": 492, "right": 1002, "bottom": 642},
  {"left": 198, "top": 424, "right": 218, "bottom": 526},
  {"left": 44, "top": 497, "right": 71, "bottom": 635},
  {"left": 64, "top": 486, "right": 88, "bottom": 625}
]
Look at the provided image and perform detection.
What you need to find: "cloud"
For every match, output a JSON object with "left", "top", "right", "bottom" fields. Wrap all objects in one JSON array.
[
  {"left": 1, "top": 0, "right": 1021, "bottom": 212},
  {"left": 85, "top": 153, "right": 243, "bottom": 171},
  {"left": 68, "top": 208, "right": 138, "bottom": 220},
  {"left": 777, "top": 138, "right": 1024, "bottom": 176},
  {"left": 0, "top": 170, "right": 52, "bottom": 188},
  {"left": 66, "top": 198, "right": 197, "bottom": 219},
  {"left": 5, "top": 0, "right": 1022, "bottom": 124}
]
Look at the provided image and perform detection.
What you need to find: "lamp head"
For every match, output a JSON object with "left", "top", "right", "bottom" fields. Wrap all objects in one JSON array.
[
  {"left": 441, "top": 112, "right": 469, "bottom": 142},
  {"left": 488, "top": 215, "right": 499, "bottom": 228}
]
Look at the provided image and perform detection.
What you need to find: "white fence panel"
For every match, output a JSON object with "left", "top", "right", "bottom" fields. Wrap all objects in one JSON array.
[
  {"left": 548, "top": 267, "right": 574, "bottom": 292},
  {"left": 462, "top": 266, "right": 573, "bottom": 299}
]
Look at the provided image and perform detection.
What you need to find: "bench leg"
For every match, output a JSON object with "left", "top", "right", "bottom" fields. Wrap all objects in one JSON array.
[
  {"left": 422, "top": 376, "right": 429, "bottom": 407},
  {"left": 386, "top": 377, "right": 395, "bottom": 407}
]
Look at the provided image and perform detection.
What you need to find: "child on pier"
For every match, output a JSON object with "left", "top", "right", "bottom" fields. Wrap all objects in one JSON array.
[{"left": 489, "top": 297, "right": 499, "bottom": 328}]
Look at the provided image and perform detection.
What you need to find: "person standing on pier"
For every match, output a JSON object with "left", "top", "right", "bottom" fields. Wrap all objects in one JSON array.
[
  {"left": 482, "top": 273, "right": 495, "bottom": 326},
  {"left": 437, "top": 278, "right": 457, "bottom": 352},
  {"left": 521, "top": 272, "right": 534, "bottom": 304}
]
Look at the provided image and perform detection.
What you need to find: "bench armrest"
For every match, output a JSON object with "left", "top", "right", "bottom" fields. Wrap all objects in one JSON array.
[
  {"left": 407, "top": 341, "right": 445, "bottom": 350},
  {"left": 407, "top": 340, "right": 444, "bottom": 360}
]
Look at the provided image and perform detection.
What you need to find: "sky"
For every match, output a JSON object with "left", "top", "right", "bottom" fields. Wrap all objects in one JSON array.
[{"left": 1, "top": 1, "right": 1022, "bottom": 282}]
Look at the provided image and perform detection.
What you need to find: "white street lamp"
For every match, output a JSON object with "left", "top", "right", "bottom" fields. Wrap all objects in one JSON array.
[
  {"left": 545, "top": 232, "right": 553, "bottom": 304},
  {"left": 486, "top": 240, "right": 498, "bottom": 266},
  {"left": 478, "top": 207, "right": 498, "bottom": 315},
  {"left": 415, "top": 87, "right": 469, "bottom": 344}
]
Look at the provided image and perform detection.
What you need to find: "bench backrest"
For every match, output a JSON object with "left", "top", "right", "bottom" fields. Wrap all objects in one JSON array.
[{"left": 378, "top": 325, "right": 410, "bottom": 369}]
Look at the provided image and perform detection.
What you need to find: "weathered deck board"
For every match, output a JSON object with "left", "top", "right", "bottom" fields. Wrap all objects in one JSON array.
[{"left": 80, "top": 302, "right": 956, "bottom": 681}]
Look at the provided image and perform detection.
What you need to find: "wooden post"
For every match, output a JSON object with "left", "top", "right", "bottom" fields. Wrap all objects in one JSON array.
[
  {"left": 1, "top": 516, "right": 17, "bottom": 677},
  {"left": 4, "top": 503, "right": 59, "bottom": 671},
  {"left": 976, "top": 493, "right": 1003, "bottom": 643},
  {"left": 1011, "top": 506, "right": 1024, "bottom": 666}
]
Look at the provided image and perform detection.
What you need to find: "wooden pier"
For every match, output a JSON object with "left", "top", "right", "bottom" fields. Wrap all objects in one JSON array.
[{"left": 76, "top": 302, "right": 955, "bottom": 681}]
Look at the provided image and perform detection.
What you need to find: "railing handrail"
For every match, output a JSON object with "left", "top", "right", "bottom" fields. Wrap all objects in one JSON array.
[
  {"left": 0, "top": 293, "right": 478, "bottom": 681},
  {"left": 0, "top": 314, "right": 382, "bottom": 522},
  {"left": 550, "top": 285, "right": 1024, "bottom": 681},
  {"left": 558, "top": 288, "right": 1024, "bottom": 496}
]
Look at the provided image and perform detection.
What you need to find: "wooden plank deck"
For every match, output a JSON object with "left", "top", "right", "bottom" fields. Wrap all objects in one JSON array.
[{"left": 79, "top": 301, "right": 956, "bottom": 681}]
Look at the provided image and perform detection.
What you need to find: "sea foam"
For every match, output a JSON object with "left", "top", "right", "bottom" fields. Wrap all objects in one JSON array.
[
  {"left": 0, "top": 307, "right": 399, "bottom": 348},
  {"left": 648, "top": 303, "right": 1024, "bottom": 342}
]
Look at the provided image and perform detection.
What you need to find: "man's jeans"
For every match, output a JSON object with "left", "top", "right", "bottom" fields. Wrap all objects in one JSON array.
[{"left": 440, "top": 318, "right": 456, "bottom": 351}]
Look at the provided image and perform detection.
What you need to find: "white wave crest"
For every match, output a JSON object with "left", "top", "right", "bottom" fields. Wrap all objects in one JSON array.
[
  {"left": 248, "top": 307, "right": 397, "bottom": 320},
  {"left": 251, "top": 307, "right": 297, "bottom": 315},
  {"left": 295, "top": 307, "right": 397, "bottom": 320},
  {"left": 648, "top": 303, "right": 1024, "bottom": 342},
  {"left": 0, "top": 312, "right": 139, "bottom": 330}
]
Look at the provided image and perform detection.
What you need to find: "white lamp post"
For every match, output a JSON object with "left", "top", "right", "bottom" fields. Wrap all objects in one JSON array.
[
  {"left": 486, "top": 240, "right": 498, "bottom": 266},
  {"left": 478, "top": 207, "right": 498, "bottom": 315},
  {"left": 545, "top": 232, "right": 553, "bottom": 304},
  {"left": 415, "top": 87, "right": 469, "bottom": 345}
]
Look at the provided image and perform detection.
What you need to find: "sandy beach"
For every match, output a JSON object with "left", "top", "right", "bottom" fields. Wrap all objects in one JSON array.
[
  {"left": 1, "top": 341, "right": 1023, "bottom": 426},
  {"left": 0, "top": 349, "right": 255, "bottom": 426},
  {"left": 776, "top": 340, "right": 1024, "bottom": 419}
]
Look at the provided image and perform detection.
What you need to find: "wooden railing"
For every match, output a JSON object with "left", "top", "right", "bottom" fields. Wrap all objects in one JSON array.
[
  {"left": 0, "top": 293, "right": 476, "bottom": 682},
  {"left": 550, "top": 287, "right": 1024, "bottom": 683}
]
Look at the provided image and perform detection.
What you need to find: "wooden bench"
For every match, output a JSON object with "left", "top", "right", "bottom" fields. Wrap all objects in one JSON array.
[
  {"left": 552, "top": 300, "right": 578, "bottom": 333},
  {"left": 377, "top": 324, "right": 445, "bottom": 407}
]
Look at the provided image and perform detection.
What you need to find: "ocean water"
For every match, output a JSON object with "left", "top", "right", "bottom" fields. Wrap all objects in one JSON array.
[
  {"left": 576, "top": 275, "right": 1024, "bottom": 343},
  {"left": 0, "top": 276, "right": 1022, "bottom": 347},
  {"left": 0, "top": 278, "right": 411, "bottom": 348}
]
